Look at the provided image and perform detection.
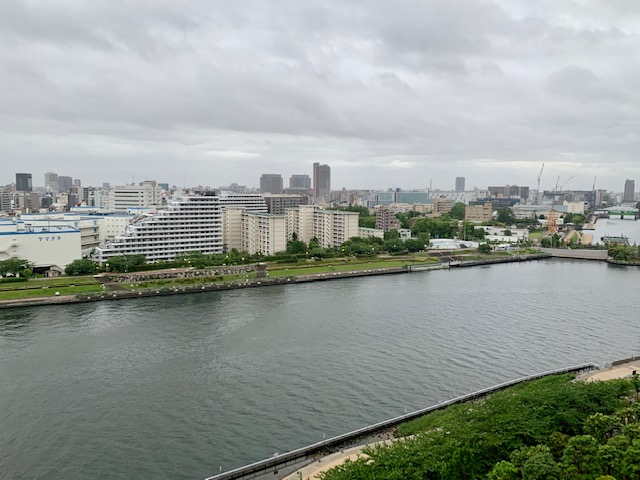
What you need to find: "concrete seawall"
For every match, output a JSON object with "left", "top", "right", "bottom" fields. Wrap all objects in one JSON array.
[{"left": 0, "top": 254, "right": 548, "bottom": 310}]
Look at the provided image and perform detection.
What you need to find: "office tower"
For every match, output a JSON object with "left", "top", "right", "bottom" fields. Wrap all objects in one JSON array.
[
  {"left": 289, "top": 174, "right": 311, "bottom": 190},
  {"left": 45, "top": 172, "right": 59, "bottom": 193},
  {"left": 15, "top": 173, "right": 33, "bottom": 192},
  {"left": 623, "top": 179, "right": 635, "bottom": 203},
  {"left": 58, "top": 175, "right": 73, "bottom": 192},
  {"left": 108, "top": 181, "right": 162, "bottom": 211},
  {"left": 259, "top": 174, "right": 283, "bottom": 194},
  {"left": 455, "top": 177, "right": 465, "bottom": 192},
  {"left": 73, "top": 179, "right": 82, "bottom": 188},
  {"left": 312, "top": 163, "right": 331, "bottom": 198}
]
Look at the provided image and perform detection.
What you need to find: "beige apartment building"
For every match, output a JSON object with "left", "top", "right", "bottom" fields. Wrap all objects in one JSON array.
[
  {"left": 287, "top": 205, "right": 359, "bottom": 248},
  {"left": 223, "top": 208, "right": 287, "bottom": 256},
  {"left": 464, "top": 203, "right": 493, "bottom": 223}
]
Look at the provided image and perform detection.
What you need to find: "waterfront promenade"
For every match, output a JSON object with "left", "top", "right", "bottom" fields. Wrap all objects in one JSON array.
[
  {"left": 0, "top": 253, "right": 547, "bottom": 309},
  {"left": 538, "top": 247, "right": 608, "bottom": 260}
]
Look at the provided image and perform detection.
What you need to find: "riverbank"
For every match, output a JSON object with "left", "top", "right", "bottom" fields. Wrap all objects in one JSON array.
[{"left": 0, "top": 253, "right": 548, "bottom": 309}]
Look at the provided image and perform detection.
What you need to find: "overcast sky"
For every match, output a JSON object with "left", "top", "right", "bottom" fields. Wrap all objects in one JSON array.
[{"left": 1, "top": 0, "right": 639, "bottom": 192}]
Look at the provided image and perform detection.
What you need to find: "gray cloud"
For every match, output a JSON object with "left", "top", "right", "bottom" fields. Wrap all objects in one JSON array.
[{"left": 1, "top": 0, "right": 639, "bottom": 191}]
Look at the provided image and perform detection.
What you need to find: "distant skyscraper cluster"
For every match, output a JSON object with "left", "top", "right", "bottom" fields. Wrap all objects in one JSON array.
[{"left": 257, "top": 164, "right": 329, "bottom": 201}]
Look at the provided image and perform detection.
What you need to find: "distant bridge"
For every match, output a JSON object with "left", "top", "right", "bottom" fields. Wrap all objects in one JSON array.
[{"left": 538, "top": 248, "right": 608, "bottom": 260}]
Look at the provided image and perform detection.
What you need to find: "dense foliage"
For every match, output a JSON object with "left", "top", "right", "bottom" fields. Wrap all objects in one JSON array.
[
  {"left": 320, "top": 375, "right": 637, "bottom": 480},
  {"left": 607, "top": 245, "right": 640, "bottom": 263},
  {"left": 0, "top": 258, "right": 33, "bottom": 277},
  {"left": 65, "top": 259, "right": 99, "bottom": 275}
]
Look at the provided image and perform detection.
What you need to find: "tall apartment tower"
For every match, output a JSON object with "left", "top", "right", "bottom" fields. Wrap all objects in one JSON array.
[
  {"left": 15, "top": 173, "right": 33, "bottom": 192},
  {"left": 259, "top": 174, "right": 283, "bottom": 194},
  {"left": 623, "top": 179, "right": 635, "bottom": 203},
  {"left": 455, "top": 177, "right": 465, "bottom": 192},
  {"left": 313, "top": 163, "right": 331, "bottom": 199}
]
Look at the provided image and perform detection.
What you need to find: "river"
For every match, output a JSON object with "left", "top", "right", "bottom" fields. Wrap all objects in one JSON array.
[{"left": 1, "top": 259, "right": 639, "bottom": 479}]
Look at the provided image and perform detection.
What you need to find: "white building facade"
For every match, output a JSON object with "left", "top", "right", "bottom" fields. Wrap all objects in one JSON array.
[
  {"left": 0, "top": 220, "right": 81, "bottom": 269},
  {"left": 94, "top": 194, "right": 267, "bottom": 264}
]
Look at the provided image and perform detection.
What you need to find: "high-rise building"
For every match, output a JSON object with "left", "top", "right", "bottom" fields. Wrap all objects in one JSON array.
[
  {"left": 455, "top": 177, "right": 465, "bottom": 192},
  {"left": 73, "top": 179, "right": 82, "bottom": 188},
  {"left": 45, "top": 172, "right": 59, "bottom": 193},
  {"left": 263, "top": 194, "right": 308, "bottom": 215},
  {"left": 289, "top": 174, "right": 311, "bottom": 190},
  {"left": 0, "top": 188, "right": 12, "bottom": 211},
  {"left": 15, "top": 173, "right": 32, "bottom": 192},
  {"left": 58, "top": 176, "right": 73, "bottom": 192},
  {"left": 259, "top": 174, "right": 283, "bottom": 194},
  {"left": 108, "top": 181, "right": 162, "bottom": 211},
  {"left": 313, "top": 163, "right": 331, "bottom": 199},
  {"left": 623, "top": 179, "right": 635, "bottom": 203}
]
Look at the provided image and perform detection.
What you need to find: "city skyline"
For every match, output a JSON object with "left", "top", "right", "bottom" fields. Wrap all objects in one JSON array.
[{"left": 1, "top": 2, "right": 640, "bottom": 191}]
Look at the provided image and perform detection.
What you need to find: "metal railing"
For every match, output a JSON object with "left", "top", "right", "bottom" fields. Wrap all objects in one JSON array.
[{"left": 204, "top": 363, "right": 597, "bottom": 480}]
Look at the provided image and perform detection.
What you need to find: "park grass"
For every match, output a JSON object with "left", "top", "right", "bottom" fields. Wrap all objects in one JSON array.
[
  {"left": 0, "top": 284, "right": 103, "bottom": 300},
  {"left": 116, "top": 272, "right": 257, "bottom": 290},
  {"left": 0, "top": 276, "right": 98, "bottom": 291},
  {"left": 266, "top": 260, "right": 418, "bottom": 277}
]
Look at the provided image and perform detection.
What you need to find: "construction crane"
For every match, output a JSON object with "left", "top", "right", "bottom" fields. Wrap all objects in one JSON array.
[
  {"left": 558, "top": 176, "right": 573, "bottom": 191},
  {"left": 547, "top": 176, "right": 572, "bottom": 235},
  {"left": 536, "top": 163, "right": 544, "bottom": 204}
]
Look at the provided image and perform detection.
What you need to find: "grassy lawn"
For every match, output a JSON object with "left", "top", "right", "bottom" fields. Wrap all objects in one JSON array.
[
  {"left": 116, "top": 272, "right": 258, "bottom": 290},
  {"left": 266, "top": 260, "right": 417, "bottom": 277},
  {"left": 0, "top": 284, "right": 103, "bottom": 300},
  {"left": 0, "top": 276, "right": 98, "bottom": 291}
]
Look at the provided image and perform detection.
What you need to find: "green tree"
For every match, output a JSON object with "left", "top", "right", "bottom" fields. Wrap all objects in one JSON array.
[
  {"left": 359, "top": 216, "right": 377, "bottom": 228},
  {"left": 286, "top": 239, "right": 307, "bottom": 255},
  {"left": 106, "top": 254, "right": 146, "bottom": 272},
  {"left": 497, "top": 208, "right": 516, "bottom": 224},
  {"left": 0, "top": 258, "right": 34, "bottom": 276},
  {"left": 521, "top": 450, "right": 560, "bottom": 480},
  {"left": 478, "top": 243, "right": 492, "bottom": 254},
  {"left": 488, "top": 461, "right": 519, "bottom": 480},
  {"left": 384, "top": 229, "right": 401, "bottom": 240},
  {"left": 450, "top": 202, "right": 465, "bottom": 220},
  {"left": 65, "top": 259, "right": 99, "bottom": 275},
  {"left": 561, "top": 435, "right": 601, "bottom": 478}
]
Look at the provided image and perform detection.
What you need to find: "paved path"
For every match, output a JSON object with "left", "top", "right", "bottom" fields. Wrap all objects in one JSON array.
[
  {"left": 538, "top": 248, "right": 607, "bottom": 260},
  {"left": 283, "top": 438, "right": 399, "bottom": 480},
  {"left": 578, "top": 360, "right": 640, "bottom": 382}
]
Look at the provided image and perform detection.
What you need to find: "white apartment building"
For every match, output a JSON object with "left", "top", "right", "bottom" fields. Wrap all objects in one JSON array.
[
  {"left": 94, "top": 194, "right": 267, "bottom": 264},
  {"left": 108, "top": 181, "right": 162, "bottom": 212},
  {"left": 287, "top": 206, "right": 359, "bottom": 248},
  {"left": 0, "top": 220, "right": 81, "bottom": 269}
]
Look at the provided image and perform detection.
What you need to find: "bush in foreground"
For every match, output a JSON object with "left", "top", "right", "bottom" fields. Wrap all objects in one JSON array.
[{"left": 320, "top": 375, "right": 636, "bottom": 480}]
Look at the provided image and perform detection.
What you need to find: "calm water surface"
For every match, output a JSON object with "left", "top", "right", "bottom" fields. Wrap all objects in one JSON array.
[{"left": 1, "top": 260, "right": 639, "bottom": 479}]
